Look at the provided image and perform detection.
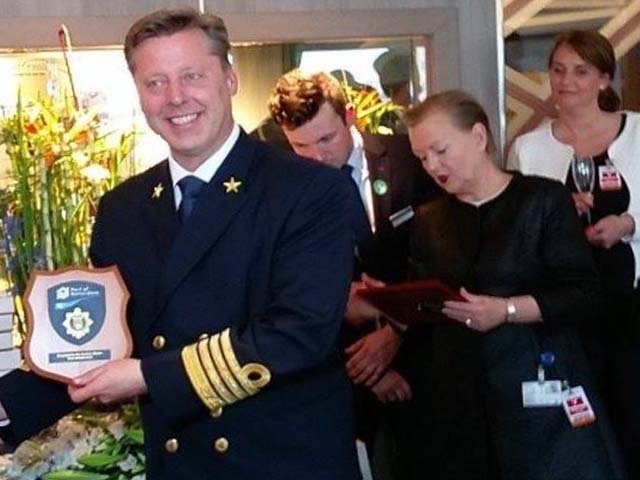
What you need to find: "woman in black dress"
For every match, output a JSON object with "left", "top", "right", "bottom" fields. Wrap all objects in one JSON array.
[
  {"left": 388, "top": 90, "right": 626, "bottom": 479},
  {"left": 508, "top": 31, "right": 640, "bottom": 477}
]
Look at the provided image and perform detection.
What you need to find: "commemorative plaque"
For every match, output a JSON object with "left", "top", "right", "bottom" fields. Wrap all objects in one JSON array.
[{"left": 23, "top": 266, "right": 132, "bottom": 383}]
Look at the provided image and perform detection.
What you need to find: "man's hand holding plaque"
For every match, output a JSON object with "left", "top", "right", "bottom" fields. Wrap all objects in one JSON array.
[{"left": 23, "top": 266, "right": 132, "bottom": 384}]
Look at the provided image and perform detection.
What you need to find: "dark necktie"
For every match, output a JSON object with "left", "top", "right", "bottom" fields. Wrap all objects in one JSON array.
[
  {"left": 341, "top": 164, "right": 373, "bottom": 247},
  {"left": 177, "top": 176, "right": 207, "bottom": 223},
  {"left": 340, "top": 165, "right": 373, "bottom": 280}
]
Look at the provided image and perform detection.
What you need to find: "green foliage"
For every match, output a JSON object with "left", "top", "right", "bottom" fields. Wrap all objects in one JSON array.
[
  {"left": 0, "top": 94, "right": 136, "bottom": 336},
  {"left": 3, "top": 403, "right": 146, "bottom": 480},
  {"left": 43, "top": 471, "right": 109, "bottom": 480},
  {"left": 332, "top": 73, "right": 404, "bottom": 135},
  {"left": 0, "top": 94, "right": 142, "bottom": 478}
]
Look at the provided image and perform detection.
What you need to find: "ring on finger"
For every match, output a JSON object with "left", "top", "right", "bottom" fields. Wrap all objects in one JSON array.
[{"left": 465, "top": 317, "right": 472, "bottom": 327}]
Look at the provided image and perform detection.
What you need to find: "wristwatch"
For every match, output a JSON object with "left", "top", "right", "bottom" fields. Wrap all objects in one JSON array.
[{"left": 506, "top": 299, "right": 517, "bottom": 323}]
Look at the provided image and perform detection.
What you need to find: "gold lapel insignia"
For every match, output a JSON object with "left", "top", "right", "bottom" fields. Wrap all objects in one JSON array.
[
  {"left": 223, "top": 177, "right": 242, "bottom": 194},
  {"left": 151, "top": 183, "right": 164, "bottom": 199}
]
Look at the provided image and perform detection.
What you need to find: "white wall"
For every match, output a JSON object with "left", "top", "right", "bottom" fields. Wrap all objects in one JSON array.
[{"left": 0, "top": 0, "right": 502, "bottom": 141}]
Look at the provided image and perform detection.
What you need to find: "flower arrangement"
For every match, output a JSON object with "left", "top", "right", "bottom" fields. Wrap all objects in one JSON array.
[
  {"left": 0, "top": 26, "right": 145, "bottom": 479},
  {"left": 0, "top": 94, "right": 136, "bottom": 338},
  {"left": 1, "top": 403, "right": 144, "bottom": 480},
  {"left": 333, "top": 70, "right": 405, "bottom": 135},
  {"left": 0, "top": 94, "right": 144, "bottom": 478}
]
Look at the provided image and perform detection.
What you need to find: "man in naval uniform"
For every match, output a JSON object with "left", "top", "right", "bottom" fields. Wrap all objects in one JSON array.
[{"left": 0, "top": 8, "right": 360, "bottom": 480}]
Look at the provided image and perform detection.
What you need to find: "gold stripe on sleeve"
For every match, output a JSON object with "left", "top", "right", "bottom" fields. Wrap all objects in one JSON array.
[
  {"left": 209, "top": 333, "right": 250, "bottom": 401},
  {"left": 196, "top": 336, "right": 238, "bottom": 405},
  {"left": 181, "top": 344, "right": 223, "bottom": 411},
  {"left": 220, "top": 328, "right": 271, "bottom": 394}
]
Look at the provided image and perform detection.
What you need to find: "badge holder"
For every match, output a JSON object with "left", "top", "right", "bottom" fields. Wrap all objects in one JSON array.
[
  {"left": 562, "top": 386, "right": 596, "bottom": 428},
  {"left": 521, "top": 350, "right": 597, "bottom": 428},
  {"left": 521, "top": 351, "right": 563, "bottom": 408}
]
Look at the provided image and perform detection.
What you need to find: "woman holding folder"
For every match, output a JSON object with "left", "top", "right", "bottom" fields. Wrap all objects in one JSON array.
[{"left": 386, "top": 90, "right": 625, "bottom": 479}]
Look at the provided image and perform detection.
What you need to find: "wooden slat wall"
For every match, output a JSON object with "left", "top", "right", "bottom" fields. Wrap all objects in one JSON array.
[{"left": 503, "top": 0, "right": 640, "bottom": 148}]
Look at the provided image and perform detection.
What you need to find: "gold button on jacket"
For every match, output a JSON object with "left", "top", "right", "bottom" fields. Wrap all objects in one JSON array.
[
  {"left": 214, "top": 437, "right": 229, "bottom": 453},
  {"left": 152, "top": 335, "right": 166, "bottom": 350},
  {"left": 165, "top": 438, "right": 179, "bottom": 453}
]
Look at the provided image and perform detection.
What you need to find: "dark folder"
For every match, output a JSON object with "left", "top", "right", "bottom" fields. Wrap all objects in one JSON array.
[{"left": 356, "top": 279, "right": 464, "bottom": 325}]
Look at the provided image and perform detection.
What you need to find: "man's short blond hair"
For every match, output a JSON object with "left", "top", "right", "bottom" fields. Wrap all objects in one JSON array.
[{"left": 124, "top": 7, "right": 231, "bottom": 72}]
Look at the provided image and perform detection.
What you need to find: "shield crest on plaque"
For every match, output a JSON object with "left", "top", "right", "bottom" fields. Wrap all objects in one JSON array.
[
  {"left": 24, "top": 266, "right": 132, "bottom": 383},
  {"left": 48, "top": 281, "right": 106, "bottom": 346}
]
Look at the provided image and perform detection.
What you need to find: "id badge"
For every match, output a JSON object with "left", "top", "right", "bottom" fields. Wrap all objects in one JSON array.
[
  {"left": 562, "top": 386, "right": 596, "bottom": 428},
  {"left": 388, "top": 205, "right": 414, "bottom": 228},
  {"left": 522, "top": 380, "right": 563, "bottom": 407},
  {"left": 598, "top": 165, "right": 622, "bottom": 191}
]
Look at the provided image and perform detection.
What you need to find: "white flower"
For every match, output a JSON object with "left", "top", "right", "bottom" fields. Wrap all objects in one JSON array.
[
  {"left": 71, "top": 150, "right": 89, "bottom": 167},
  {"left": 81, "top": 164, "right": 110, "bottom": 183},
  {"left": 107, "top": 418, "right": 125, "bottom": 440},
  {"left": 117, "top": 453, "right": 138, "bottom": 472}
]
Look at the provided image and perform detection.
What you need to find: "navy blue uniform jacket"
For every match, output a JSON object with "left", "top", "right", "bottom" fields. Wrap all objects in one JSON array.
[{"left": 0, "top": 132, "right": 361, "bottom": 479}]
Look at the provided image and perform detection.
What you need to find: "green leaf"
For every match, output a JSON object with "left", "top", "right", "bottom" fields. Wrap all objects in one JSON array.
[
  {"left": 42, "top": 471, "right": 109, "bottom": 480},
  {"left": 77, "top": 452, "right": 124, "bottom": 468},
  {"left": 126, "top": 428, "right": 144, "bottom": 445}
]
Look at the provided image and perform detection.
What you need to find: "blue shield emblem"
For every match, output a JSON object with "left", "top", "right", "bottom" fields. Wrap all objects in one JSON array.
[{"left": 48, "top": 281, "right": 106, "bottom": 345}]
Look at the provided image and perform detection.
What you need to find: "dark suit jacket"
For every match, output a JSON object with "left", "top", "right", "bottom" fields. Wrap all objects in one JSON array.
[
  {"left": 360, "top": 132, "right": 441, "bottom": 283},
  {"left": 0, "top": 132, "right": 361, "bottom": 480}
]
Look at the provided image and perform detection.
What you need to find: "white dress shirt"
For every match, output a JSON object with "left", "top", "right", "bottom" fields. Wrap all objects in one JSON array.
[
  {"left": 169, "top": 123, "right": 240, "bottom": 209},
  {"left": 345, "top": 128, "right": 376, "bottom": 232}
]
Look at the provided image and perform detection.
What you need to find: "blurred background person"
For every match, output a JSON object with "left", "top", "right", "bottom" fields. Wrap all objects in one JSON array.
[
  {"left": 396, "top": 89, "right": 625, "bottom": 480},
  {"left": 508, "top": 30, "right": 640, "bottom": 477},
  {"left": 374, "top": 47, "right": 411, "bottom": 108},
  {"left": 268, "top": 68, "right": 442, "bottom": 478},
  {"left": 373, "top": 48, "right": 412, "bottom": 134},
  {"left": 249, "top": 115, "right": 292, "bottom": 152}
]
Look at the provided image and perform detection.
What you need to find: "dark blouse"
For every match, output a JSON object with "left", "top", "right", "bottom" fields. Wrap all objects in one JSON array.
[
  {"left": 564, "top": 113, "right": 634, "bottom": 296},
  {"left": 409, "top": 174, "right": 600, "bottom": 322}
]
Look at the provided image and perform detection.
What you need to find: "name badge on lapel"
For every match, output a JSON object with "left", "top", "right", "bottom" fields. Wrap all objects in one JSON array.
[
  {"left": 598, "top": 164, "right": 622, "bottom": 191},
  {"left": 389, "top": 205, "right": 414, "bottom": 228}
]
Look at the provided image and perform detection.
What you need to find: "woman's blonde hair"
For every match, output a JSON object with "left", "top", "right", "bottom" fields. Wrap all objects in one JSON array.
[{"left": 406, "top": 90, "right": 496, "bottom": 155}]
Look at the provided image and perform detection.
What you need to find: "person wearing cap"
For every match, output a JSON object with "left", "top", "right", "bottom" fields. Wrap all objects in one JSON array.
[{"left": 374, "top": 48, "right": 412, "bottom": 108}]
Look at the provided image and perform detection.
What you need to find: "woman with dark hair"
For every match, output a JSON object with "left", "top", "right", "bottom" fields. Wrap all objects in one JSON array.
[
  {"left": 509, "top": 30, "right": 640, "bottom": 477},
  {"left": 391, "top": 89, "right": 626, "bottom": 480}
]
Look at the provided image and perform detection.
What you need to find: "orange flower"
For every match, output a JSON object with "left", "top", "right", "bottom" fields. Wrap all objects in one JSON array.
[
  {"left": 74, "top": 129, "right": 89, "bottom": 145},
  {"left": 43, "top": 144, "right": 56, "bottom": 168}
]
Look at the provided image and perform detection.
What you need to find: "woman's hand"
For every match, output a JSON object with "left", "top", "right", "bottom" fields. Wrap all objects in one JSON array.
[
  {"left": 572, "top": 192, "right": 593, "bottom": 217},
  {"left": 442, "top": 287, "right": 506, "bottom": 332},
  {"left": 371, "top": 369, "right": 412, "bottom": 403},
  {"left": 585, "top": 214, "right": 635, "bottom": 249}
]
